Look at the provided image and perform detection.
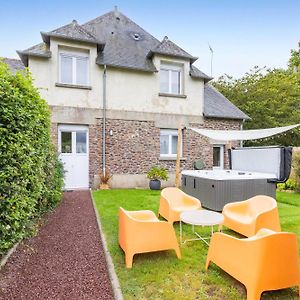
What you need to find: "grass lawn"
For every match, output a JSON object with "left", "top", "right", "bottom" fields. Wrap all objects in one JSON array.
[{"left": 93, "top": 190, "right": 300, "bottom": 300}]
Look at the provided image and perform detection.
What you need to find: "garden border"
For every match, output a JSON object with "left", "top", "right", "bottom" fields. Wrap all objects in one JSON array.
[
  {"left": 0, "top": 242, "right": 19, "bottom": 269},
  {"left": 90, "top": 189, "right": 123, "bottom": 300}
]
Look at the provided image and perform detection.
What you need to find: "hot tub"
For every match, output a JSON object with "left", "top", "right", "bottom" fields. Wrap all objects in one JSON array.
[
  {"left": 181, "top": 146, "right": 292, "bottom": 211},
  {"left": 181, "top": 170, "right": 276, "bottom": 211}
]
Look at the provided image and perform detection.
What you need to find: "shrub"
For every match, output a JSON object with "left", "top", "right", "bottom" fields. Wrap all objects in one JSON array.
[
  {"left": 277, "top": 179, "right": 297, "bottom": 191},
  {"left": 293, "top": 152, "right": 300, "bottom": 192},
  {"left": 0, "top": 61, "right": 64, "bottom": 255},
  {"left": 99, "top": 170, "right": 113, "bottom": 189},
  {"left": 99, "top": 170, "right": 113, "bottom": 184},
  {"left": 146, "top": 166, "right": 169, "bottom": 181}
]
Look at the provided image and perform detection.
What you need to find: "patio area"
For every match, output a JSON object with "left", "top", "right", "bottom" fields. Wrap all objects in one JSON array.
[{"left": 93, "top": 189, "right": 300, "bottom": 300}]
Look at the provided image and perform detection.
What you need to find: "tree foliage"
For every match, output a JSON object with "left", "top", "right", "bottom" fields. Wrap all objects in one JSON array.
[
  {"left": 213, "top": 43, "right": 300, "bottom": 146},
  {"left": 288, "top": 41, "right": 300, "bottom": 72},
  {"left": 0, "top": 61, "right": 64, "bottom": 255}
]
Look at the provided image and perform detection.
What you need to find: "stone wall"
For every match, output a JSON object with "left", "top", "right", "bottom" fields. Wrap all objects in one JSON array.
[
  {"left": 50, "top": 123, "right": 58, "bottom": 147},
  {"left": 88, "top": 117, "right": 241, "bottom": 188},
  {"left": 89, "top": 120, "right": 103, "bottom": 187},
  {"left": 51, "top": 117, "right": 241, "bottom": 188}
]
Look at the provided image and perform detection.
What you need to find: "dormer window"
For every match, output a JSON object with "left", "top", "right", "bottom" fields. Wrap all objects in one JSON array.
[
  {"left": 59, "top": 50, "right": 89, "bottom": 86},
  {"left": 160, "top": 63, "right": 183, "bottom": 95}
]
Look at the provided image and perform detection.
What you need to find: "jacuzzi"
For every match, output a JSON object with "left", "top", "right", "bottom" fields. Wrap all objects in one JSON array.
[{"left": 181, "top": 146, "right": 292, "bottom": 211}]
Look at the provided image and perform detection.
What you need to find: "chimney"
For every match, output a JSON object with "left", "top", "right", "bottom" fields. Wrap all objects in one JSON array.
[{"left": 114, "top": 6, "right": 120, "bottom": 19}]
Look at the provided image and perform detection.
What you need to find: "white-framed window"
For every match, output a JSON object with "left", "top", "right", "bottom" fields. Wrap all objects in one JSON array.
[
  {"left": 160, "top": 129, "right": 182, "bottom": 157},
  {"left": 160, "top": 63, "right": 183, "bottom": 95},
  {"left": 213, "top": 145, "right": 224, "bottom": 169},
  {"left": 59, "top": 50, "right": 89, "bottom": 85}
]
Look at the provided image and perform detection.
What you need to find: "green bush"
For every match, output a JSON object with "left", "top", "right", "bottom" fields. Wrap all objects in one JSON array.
[
  {"left": 277, "top": 179, "right": 297, "bottom": 191},
  {"left": 293, "top": 152, "right": 300, "bottom": 192},
  {"left": 0, "top": 61, "right": 64, "bottom": 255},
  {"left": 146, "top": 166, "right": 169, "bottom": 181}
]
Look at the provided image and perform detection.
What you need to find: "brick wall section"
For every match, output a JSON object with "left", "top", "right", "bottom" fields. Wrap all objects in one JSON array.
[
  {"left": 50, "top": 123, "right": 58, "bottom": 147},
  {"left": 52, "top": 118, "right": 241, "bottom": 187},
  {"left": 203, "top": 118, "right": 241, "bottom": 169},
  {"left": 90, "top": 118, "right": 242, "bottom": 177},
  {"left": 105, "top": 119, "right": 159, "bottom": 174},
  {"left": 89, "top": 120, "right": 103, "bottom": 187}
]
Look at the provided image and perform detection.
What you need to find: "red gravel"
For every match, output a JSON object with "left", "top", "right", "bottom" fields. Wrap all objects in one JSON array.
[{"left": 0, "top": 191, "right": 114, "bottom": 300}]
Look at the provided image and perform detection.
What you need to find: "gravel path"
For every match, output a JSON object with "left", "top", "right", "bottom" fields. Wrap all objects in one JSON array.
[{"left": 0, "top": 191, "right": 114, "bottom": 300}]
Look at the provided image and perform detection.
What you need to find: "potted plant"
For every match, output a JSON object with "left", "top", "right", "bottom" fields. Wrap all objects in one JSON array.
[
  {"left": 99, "top": 170, "right": 113, "bottom": 190},
  {"left": 147, "top": 166, "right": 169, "bottom": 190}
]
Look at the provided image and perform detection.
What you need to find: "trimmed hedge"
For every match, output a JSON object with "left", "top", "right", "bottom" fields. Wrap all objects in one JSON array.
[{"left": 0, "top": 61, "right": 64, "bottom": 255}]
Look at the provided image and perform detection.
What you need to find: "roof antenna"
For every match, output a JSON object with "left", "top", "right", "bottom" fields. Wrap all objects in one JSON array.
[
  {"left": 114, "top": 5, "right": 120, "bottom": 20},
  {"left": 208, "top": 43, "right": 214, "bottom": 77}
]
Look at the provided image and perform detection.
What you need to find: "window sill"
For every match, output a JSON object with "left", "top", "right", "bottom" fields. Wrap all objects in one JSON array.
[
  {"left": 158, "top": 93, "right": 187, "bottom": 99},
  {"left": 55, "top": 83, "right": 92, "bottom": 90},
  {"left": 159, "top": 156, "right": 186, "bottom": 161}
]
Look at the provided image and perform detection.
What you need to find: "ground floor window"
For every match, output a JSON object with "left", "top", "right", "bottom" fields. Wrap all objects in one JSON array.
[
  {"left": 213, "top": 145, "right": 224, "bottom": 169},
  {"left": 160, "top": 129, "right": 182, "bottom": 158}
]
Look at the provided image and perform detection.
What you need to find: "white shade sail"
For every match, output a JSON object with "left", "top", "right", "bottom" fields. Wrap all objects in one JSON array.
[{"left": 189, "top": 124, "right": 300, "bottom": 142}]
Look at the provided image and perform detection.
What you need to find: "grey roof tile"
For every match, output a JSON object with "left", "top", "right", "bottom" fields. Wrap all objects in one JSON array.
[
  {"left": 148, "top": 36, "right": 197, "bottom": 62},
  {"left": 18, "top": 9, "right": 209, "bottom": 76},
  {"left": 17, "top": 43, "right": 51, "bottom": 66},
  {"left": 1, "top": 58, "right": 25, "bottom": 73},
  {"left": 83, "top": 11, "right": 159, "bottom": 72},
  {"left": 204, "top": 84, "right": 250, "bottom": 120},
  {"left": 18, "top": 43, "right": 51, "bottom": 57},
  {"left": 190, "top": 65, "right": 212, "bottom": 82},
  {"left": 41, "top": 20, "right": 104, "bottom": 47}
]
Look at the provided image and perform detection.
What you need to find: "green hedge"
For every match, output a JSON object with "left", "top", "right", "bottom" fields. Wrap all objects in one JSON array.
[{"left": 0, "top": 61, "right": 64, "bottom": 255}]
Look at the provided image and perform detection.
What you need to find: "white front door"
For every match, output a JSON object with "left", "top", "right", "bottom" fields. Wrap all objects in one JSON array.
[{"left": 58, "top": 125, "right": 89, "bottom": 189}]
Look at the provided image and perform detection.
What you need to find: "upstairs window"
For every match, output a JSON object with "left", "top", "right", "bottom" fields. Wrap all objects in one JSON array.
[
  {"left": 59, "top": 51, "right": 89, "bottom": 85},
  {"left": 160, "top": 129, "right": 182, "bottom": 157},
  {"left": 160, "top": 63, "right": 182, "bottom": 95}
]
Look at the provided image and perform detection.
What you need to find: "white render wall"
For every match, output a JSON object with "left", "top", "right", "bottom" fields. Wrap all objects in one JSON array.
[
  {"left": 29, "top": 38, "right": 102, "bottom": 109},
  {"left": 106, "top": 56, "right": 204, "bottom": 116},
  {"left": 28, "top": 38, "right": 204, "bottom": 116}
]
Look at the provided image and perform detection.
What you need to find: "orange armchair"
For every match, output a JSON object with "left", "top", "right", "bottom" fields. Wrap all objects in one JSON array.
[
  {"left": 118, "top": 207, "right": 181, "bottom": 268},
  {"left": 159, "top": 187, "right": 201, "bottom": 223},
  {"left": 222, "top": 195, "right": 281, "bottom": 237},
  {"left": 206, "top": 229, "right": 300, "bottom": 300}
]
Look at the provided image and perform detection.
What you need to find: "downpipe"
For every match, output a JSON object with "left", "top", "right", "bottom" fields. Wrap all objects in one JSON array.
[{"left": 102, "top": 65, "right": 107, "bottom": 175}]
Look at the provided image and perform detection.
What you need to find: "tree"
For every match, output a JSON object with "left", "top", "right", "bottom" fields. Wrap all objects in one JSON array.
[
  {"left": 288, "top": 42, "right": 300, "bottom": 73},
  {"left": 213, "top": 44, "right": 300, "bottom": 146}
]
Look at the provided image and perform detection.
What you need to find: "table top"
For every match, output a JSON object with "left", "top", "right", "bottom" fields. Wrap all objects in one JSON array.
[{"left": 180, "top": 210, "right": 224, "bottom": 226}]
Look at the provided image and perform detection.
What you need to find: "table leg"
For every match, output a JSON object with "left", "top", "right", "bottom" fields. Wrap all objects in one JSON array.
[{"left": 194, "top": 231, "right": 210, "bottom": 246}]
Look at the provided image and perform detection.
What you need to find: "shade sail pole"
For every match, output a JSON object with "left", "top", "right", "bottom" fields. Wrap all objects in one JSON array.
[{"left": 175, "top": 126, "right": 182, "bottom": 188}]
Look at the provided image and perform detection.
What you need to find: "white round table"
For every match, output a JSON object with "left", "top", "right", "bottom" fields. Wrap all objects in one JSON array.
[{"left": 180, "top": 210, "right": 224, "bottom": 245}]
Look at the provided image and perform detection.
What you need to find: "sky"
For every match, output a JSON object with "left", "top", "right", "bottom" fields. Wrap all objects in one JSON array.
[{"left": 0, "top": 0, "right": 299, "bottom": 78}]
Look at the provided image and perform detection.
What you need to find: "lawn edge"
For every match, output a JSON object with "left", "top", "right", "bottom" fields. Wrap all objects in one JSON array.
[
  {"left": 0, "top": 242, "right": 20, "bottom": 269},
  {"left": 90, "top": 189, "right": 124, "bottom": 300}
]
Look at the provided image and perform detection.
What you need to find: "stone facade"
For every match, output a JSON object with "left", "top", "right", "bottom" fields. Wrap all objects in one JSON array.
[
  {"left": 85, "top": 117, "right": 241, "bottom": 188},
  {"left": 51, "top": 117, "right": 241, "bottom": 188},
  {"left": 50, "top": 123, "right": 58, "bottom": 147}
]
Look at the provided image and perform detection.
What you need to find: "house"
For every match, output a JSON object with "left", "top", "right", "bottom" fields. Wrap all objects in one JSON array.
[
  {"left": 2, "top": 58, "right": 24, "bottom": 74},
  {"left": 5, "top": 8, "right": 249, "bottom": 189}
]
